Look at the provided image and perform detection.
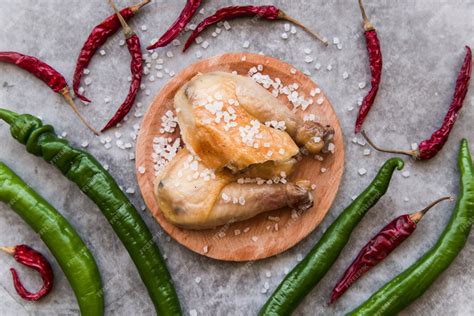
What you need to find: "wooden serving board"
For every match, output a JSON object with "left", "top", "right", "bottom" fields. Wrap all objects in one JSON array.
[{"left": 136, "top": 53, "right": 344, "bottom": 261}]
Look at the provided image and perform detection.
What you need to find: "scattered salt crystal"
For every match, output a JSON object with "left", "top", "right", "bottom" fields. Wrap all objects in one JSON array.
[
  {"left": 223, "top": 21, "right": 231, "bottom": 30},
  {"left": 404, "top": 197, "right": 410, "bottom": 202},
  {"left": 203, "top": 245, "right": 208, "bottom": 254},
  {"left": 358, "top": 82, "right": 367, "bottom": 89},
  {"left": 311, "top": 184, "right": 317, "bottom": 190},
  {"left": 321, "top": 167, "right": 327, "bottom": 173},
  {"left": 342, "top": 71, "right": 349, "bottom": 79},
  {"left": 284, "top": 23, "right": 291, "bottom": 32},
  {"left": 251, "top": 236, "right": 258, "bottom": 242},
  {"left": 156, "top": 72, "right": 163, "bottom": 78},
  {"left": 290, "top": 68, "right": 297, "bottom": 74},
  {"left": 172, "top": 39, "right": 181, "bottom": 46},
  {"left": 317, "top": 97, "right": 324, "bottom": 105},
  {"left": 290, "top": 26, "right": 297, "bottom": 34},
  {"left": 81, "top": 141, "right": 89, "bottom": 148},
  {"left": 189, "top": 309, "right": 198, "bottom": 316},
  {"left": 194, "top": 277, "right": 201, "bottom": 284},
  {"left": 141, "top": 25, "right": 147, "bottom": 31},
  {"left": 304, "top": 48, "right": 312, "bottom": 54},
  {"left": 363, "top": 149, "right": 371, "bottom": 156},
  {"left": 402, "top": 171, "right": 411, "bottom": 178},
  {"left": 84, "top": 77, "right": 92, "bottom": 86},
  {"left": 78, "top": 86, "right": 85, "bottom": 94},
  {"left": 119, "top": 39, "right": 125, "bottom": 46},
  {"left": 83, "top": 68, "right": 90, "bottom": 75},
  {"left": 234, "top": 229, "right": 241, "bottom": 236},
  {"left": 296, "top": 253, "right": 303, "bottom": 261},
  {"left": 337, "top": 43, "right": 343, "bottom": 50},
  {"left": 281, "top": 33, "right": 289, "bottom": 39},
  {"left": 411, "top": 143, "right": 418, "bottom": 150},
  {"left": 99, "top": 49, "right": 106, "bottom": 56},
  {"left": 126, "top": 187, "right": 135, "bottom": 194},
  {"left": 138, "top": 166, "right": 146, "bottom": 174},
  {"left": 243, "top": 227, "right": 250, "bottom": 233},
  {"left": 358, "top": 168, "right": 367, "bottom": 176},
  {"left": 333, "top": 37, "right": 340, "bottom": 44},
  {"left": 243, "top": 41, "right": 250, "bottom": 48},
  {"left": 304, "top": 56, "right": 313, "bottom": 63},
  {"left": 284, "top": 267, "right": 289, "bottom": 275},
  {"left": 195, "top": 51, "right": 203, "bottom": 59},
  {"left": 166, "top": 51, "right": 174, "bottom": 58},
  {"left": 201, "top": 41, "right": 209, "bottom": 49},
  {"left": 265, "top": 271, "right": 272, "bottom": 278},
  {"left": 314, "top": 63, "right": 321, "bottom": 70},
  {"left": 327, "top": 64, "right": 333, "bottom": 71}
]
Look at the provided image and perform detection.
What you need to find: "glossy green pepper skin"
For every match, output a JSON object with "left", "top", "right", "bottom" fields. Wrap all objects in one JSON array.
[
  {"left": 348, "top": 139, "right": 474, "bottom": 315},
  {"left": 0, "top": 109, "right": 182, "bottom": 316},
  {"left": 0, "top": 162, "right": 104, "bottom": 315},
  {"left": 260, "top": 158, "right": 405, "bottom": 315}
]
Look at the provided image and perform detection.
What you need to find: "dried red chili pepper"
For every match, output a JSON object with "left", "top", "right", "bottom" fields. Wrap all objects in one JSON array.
[
  {"left": 102, "top": 0, "right": 143, "bottom": 132},
  {"left": 354, "top": 0, "right": 382, "bottom": 133},
  {"left": 183, "top": 5, "right": 328, "bottom": 52},
  {"left": 0, "top": 52, "right": 99, "bottom": 135},
  {"left": 73, "top": 0, "right": 150, "bottom": 104},
  {"left": 0, "top": 245, "right": 54, "bottom": 301},
  {"left": 147, "top": 0, "right": 203, "bottom": 50},
  {"left": 329, "top": 196, "right": 452, "bottom": 304},
  {"left": 362, "top": 46, "right": 472, "bottom": 160}
]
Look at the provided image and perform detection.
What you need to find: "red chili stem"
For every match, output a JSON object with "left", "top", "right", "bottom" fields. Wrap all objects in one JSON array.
[
  {"left": 147, "top": 0, "right": 203, "bottom": 50},
  {"left": 354, "top": 0, "right": 382, "bottom": 133},
  {"left": 277, "top": 11, "right": 328, "bottom": 46},
  {"left": 357, "top": 0, "right": 375, "bottom": 31},
  {"left": 72, "top": 0, "right": 150, "bottom": 103},
  {"left": 0, "top": 52, "right": 99, "bottom": 135},
  {"left": 329, "top": 196, "right": 451, "bottom": 304},
  {"left": 361, "top": 46, "right": 472, "bottom": 160},
  {"left": 183, "top": 5, "right": 327, "bottom": 52},
  {"left": 361, "top": 130, "right": 418, "bottom": 158},
  {"left": 409, "top": 196, "right": 453, "bottom": 223},
  {"left": 0, "top": 245, "right": 54, "bottom": 301},
  {"left": 108, "top": 0, "right": 134, "bottom": 38}
]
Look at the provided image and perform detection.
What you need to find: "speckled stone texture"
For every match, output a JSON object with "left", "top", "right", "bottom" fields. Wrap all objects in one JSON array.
[{"left": 0, "top": 0, "right": 473, "bottom": 315}]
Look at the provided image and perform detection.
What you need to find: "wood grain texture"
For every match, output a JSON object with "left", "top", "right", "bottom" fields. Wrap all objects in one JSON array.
[{"left": 136, "top": 53, "right": 345, "bottom": 261}]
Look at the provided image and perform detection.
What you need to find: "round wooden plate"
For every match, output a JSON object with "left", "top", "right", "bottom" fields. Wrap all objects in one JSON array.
[{"left": 136, "top": 53, "right": 344, "bottom": 261}]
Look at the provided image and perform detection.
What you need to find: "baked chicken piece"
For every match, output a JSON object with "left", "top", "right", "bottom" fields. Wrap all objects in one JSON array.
[
  {"left": 155, "top": 71, "right": 334, "bottom": 229},
  {"left": 155, "top": 148, "right": 312, "bottom": 229}
]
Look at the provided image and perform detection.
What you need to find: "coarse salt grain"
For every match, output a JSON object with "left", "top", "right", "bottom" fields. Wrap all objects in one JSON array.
[
  {"left": 402, "top": 171, "right": 410, "bottom": 178},
  {"left": 138, "top": 166, "right": 146, "bottom": 174},
  {"left": 363, "top": 149, "right": 371, "bottom": 156},
  {"left": 358, "top": 168, "right": 367, "bottom": 176},
  {"left": 358, "top": 82, "right": 367, "bottom": 89},
  {"left": 251, "top": 236, "right": 258, "bottom": 242}
]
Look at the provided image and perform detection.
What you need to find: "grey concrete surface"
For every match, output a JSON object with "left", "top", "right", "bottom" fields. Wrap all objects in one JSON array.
[{"left": 0, "top": 0, "right": 473, "bottom": 315}]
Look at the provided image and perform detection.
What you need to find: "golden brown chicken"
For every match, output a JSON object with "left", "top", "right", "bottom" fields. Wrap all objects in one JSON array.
[{"left": 154, "top": 71, "right": 334, "bottom": 229}]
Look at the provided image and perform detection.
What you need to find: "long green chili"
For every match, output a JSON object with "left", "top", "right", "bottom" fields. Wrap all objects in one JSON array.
[
  {"left": 260, "top": 158, "right": 405, "bottom": 315},
  {"left": 0, "top": 162, "right": 103, "bottom": 315},
  {"left": 348, "top": 138, "right": 474, "bottom": 315},
  {"left": 0, "top": 108, "right": 182, "bottom": 315}
]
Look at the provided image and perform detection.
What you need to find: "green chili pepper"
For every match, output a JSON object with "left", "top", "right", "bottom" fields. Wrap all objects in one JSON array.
[
  {"left": 348, "top": 139, "right": 474, "bottom": 315},
  {"left": 0, "top": 108, "right": 182, "bottom": 315},
  {"left": 260, "top": 158, "right": 405, "bottom": 315},
  {"left": 0, "top": 162, "right": 103, "bottom": 315}
]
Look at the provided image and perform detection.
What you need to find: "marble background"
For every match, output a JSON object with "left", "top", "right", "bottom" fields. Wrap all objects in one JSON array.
[{"left": 0, "top": 0, "right": 473, "bottom": 315}]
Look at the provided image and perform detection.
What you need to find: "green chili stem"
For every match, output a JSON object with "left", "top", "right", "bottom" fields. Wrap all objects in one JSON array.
[{"left": 0, "top": 108, "right": 19, "bottom": 125}]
